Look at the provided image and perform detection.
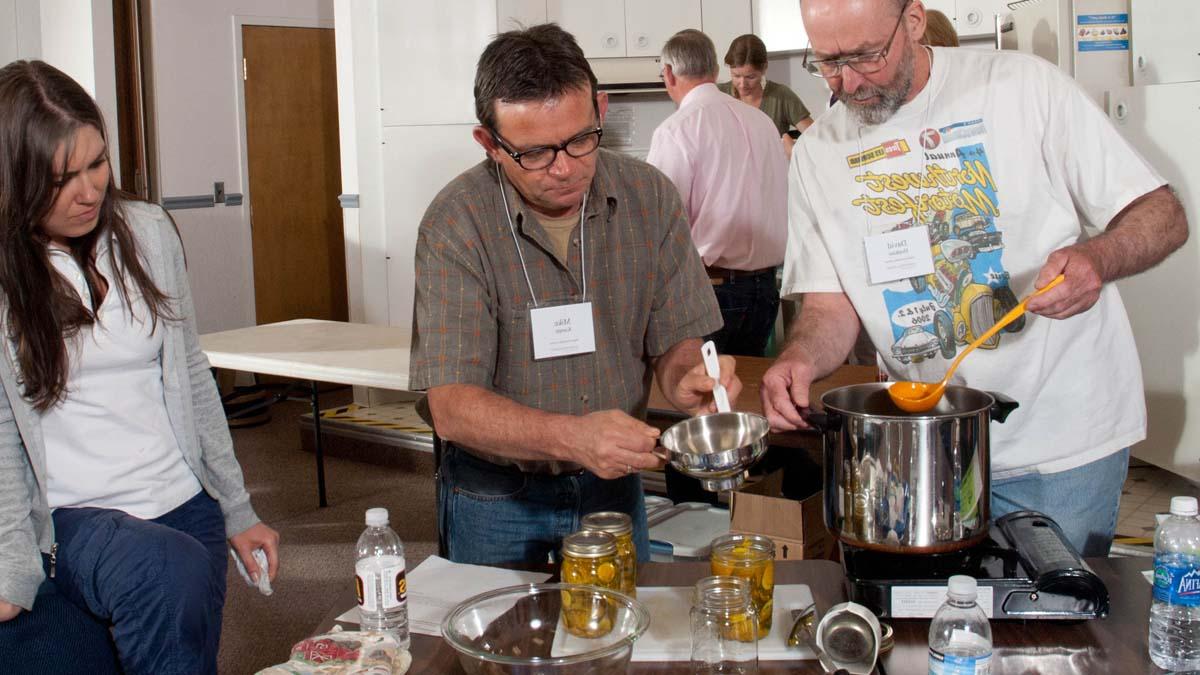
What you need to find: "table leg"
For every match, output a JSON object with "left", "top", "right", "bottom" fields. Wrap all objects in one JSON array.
[{"left": 311, "top": 380, "right": 328, "bottom": 507}]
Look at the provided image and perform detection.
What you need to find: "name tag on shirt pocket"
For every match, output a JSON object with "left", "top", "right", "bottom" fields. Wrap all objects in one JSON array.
[
  {"left": 864, "top": 225, "right": 936, "bottom": 285},
  {"left": 530, "top": 302, "right": 596, "bottom": 360}
]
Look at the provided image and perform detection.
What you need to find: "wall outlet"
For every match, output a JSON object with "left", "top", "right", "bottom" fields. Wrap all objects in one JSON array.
[{"left": 214, "top": 181, "right": 225, "bottom": 204}]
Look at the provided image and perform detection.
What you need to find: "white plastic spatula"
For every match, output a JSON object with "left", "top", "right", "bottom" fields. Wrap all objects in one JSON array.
[{"left": 700, "top": 340, "right": 731, "bottom": 413}]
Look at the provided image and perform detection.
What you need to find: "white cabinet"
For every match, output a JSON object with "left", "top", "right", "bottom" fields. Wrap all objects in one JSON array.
[
  {"left": 497, "top": 0, "right": 547, "bottom": 33},
  {"left": 502, "top": 0, "right": 746, "bottom": 62},
  {"left": 544, "top": 0, "right": 708, "bottom": 58},
  {"left": 1131, "top": 0, "right": 1200, "bottom": 86},
  {"left": 1107, "top": 80, "right": 1200, "bottom": 483},
  {"left": 378, "top": 1, "right": 496, "bottom": 125},
  {"left": 625, "top": 1, "right": 702, "bottom": 57},
  {"left": 703, "top": 0, "right": 753, "bottom": 81},
  {"left": 751, "top": 0, "right": 808, "bottom": 53},
  {"left": 548, "top": 0, "right": 628, "bottom": 57},
  {"left": 953, "top": 0, "right": 1009, "bottom": 38}
]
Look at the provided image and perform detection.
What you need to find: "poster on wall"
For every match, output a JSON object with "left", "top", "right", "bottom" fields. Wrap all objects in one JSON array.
[{"left": 1076, "top": 13, "right": 1130, "bottom": 52}]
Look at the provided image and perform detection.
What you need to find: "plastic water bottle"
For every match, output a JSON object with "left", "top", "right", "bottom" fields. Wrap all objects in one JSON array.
[
  {"left": 1149, "top": 495, "right": 1200, "bottom": 671},
  {"left": 928, "top": 575, "right": 992, "bottom": 675},
  {"left": 355, "top": 507, "right": 409, "bottom": 648}
]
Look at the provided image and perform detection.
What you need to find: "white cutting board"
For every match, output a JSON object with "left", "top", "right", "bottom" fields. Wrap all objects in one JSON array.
[
  {"left": 631, "top": 584, "right": 815, "bottom": 661},
  {"left": 648, "top": 503, "right": 729, "bottom": 558}
]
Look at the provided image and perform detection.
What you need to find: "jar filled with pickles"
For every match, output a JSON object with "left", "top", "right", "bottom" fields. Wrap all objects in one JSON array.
[
  {"left": 560, "top": 530, "right": 622, "bottom": 638},
  {"left": 709, "top": 533, "right": 775, "bottom": 639},
  {"left": 581, "top": 511, "right": 637, "bottom": 598}
]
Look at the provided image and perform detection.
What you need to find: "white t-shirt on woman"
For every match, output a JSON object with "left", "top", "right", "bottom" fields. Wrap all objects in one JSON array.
[{"left": 42, "top": 237, "right": 202, "bottom": 518}]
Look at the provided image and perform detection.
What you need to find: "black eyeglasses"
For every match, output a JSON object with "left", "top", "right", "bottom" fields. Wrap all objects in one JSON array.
[
  {"left": 489, "top": 126, "right": 604, "bottom": 170},
  {"left": 803, "top": 1, "right": 911, "bottom": 78}
]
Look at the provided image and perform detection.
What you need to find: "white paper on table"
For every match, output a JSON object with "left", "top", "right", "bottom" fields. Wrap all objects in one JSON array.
[
  {"left": 609, "top": 584, "right": 815, "bottom": 661},
  {"left": 333, "top": 555, "right": 551, "bottom": 635}
]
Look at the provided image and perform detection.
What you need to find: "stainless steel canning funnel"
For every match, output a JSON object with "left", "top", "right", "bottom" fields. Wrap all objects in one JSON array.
[{"left": 658, "top": 412, "right": 769, "bottom": 492}]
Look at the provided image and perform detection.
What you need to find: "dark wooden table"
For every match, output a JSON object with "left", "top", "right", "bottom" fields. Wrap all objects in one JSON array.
[{"left": 320, "top": 556, "right": 1159, "bottom": 674}]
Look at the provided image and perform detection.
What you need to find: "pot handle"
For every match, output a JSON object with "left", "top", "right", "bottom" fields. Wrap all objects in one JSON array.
[
  {"left": 987, "top": 391, "right": 1019, "bottom": 423},
  {"left": 801, "top": 408, "right": 841, "bottom": 431}
]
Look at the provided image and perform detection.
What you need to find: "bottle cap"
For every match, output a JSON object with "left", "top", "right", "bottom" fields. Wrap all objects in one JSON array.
[
  {"left": 1170, "top": 496, "right": 1198, "bottom": 517},
  {"left": 365, "top": 507, "right": 389, "bottom": 526},
  {"left": 947, "top": 575, "right": 977, "bottom": 601}
]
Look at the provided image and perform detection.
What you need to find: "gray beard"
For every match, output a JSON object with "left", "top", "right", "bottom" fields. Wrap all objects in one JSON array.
[{"left": 842, "top": 42, "right": 916, "bottom": 126}]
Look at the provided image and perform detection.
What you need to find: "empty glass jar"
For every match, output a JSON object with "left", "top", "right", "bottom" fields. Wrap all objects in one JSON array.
[{"left": 691, "top": 575, "right": 760, "bottom": 674}]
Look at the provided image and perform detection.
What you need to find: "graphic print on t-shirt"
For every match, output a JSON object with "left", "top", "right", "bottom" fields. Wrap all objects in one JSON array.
[{"left": 849, "top": 120, "right": 1023, "bottom": 366}]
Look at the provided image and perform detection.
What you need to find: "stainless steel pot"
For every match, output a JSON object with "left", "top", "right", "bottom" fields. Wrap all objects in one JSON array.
[{"left": 807, "top": 383, "right": 1018, "bottom": 554}]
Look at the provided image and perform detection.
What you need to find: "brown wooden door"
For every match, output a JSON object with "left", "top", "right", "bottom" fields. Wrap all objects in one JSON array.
[{"left": 243, "top": 25, "right": 347, "bottom": 325}]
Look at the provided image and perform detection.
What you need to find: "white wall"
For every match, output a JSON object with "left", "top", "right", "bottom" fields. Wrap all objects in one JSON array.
[
  {"left": 147, "top": 0, "right": 333, "bottom": 333},
  {"left": 1, "top": 0, "right": 119, "bottom": 177}
]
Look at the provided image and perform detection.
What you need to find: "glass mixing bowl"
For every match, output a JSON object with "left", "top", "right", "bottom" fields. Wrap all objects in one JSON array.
[{"left": 441, "top": 583, "right": 650, "bottom": 674}]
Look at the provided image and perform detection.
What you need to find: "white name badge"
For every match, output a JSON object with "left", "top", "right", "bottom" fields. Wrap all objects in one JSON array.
[
  {"left": 864, "top": 225, "right": 937, "bottom": 285},
  {"left": 530, "top": 302, "right": 597, "bottom": 360}
]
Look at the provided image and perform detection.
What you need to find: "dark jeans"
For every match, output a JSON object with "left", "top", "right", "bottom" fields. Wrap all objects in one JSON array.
[
  {"left": 0, "top": 491, "right": 228, "bottom": 675},
  {"left": 438, "top": 443, "right": 650, "bottom": 564},
  {"left": 706, "top": 269, "right": 780, "bottom": 359},
  {"left": 669, "top": 268, "right": 780, "bottom": 504}
]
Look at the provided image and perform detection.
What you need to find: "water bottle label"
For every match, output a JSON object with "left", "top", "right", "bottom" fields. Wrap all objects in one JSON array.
[
  {"left": 929, "top": 649, "right": 991, "bottom": 674},
  {"left": 380, "top": 562, "right": 407, "bottom": 610},
  {"left": 1153, "top": 561, "right": 1200, "bottom": 607},
  {"left": 356, "top": 570, "right": 377, "bottom": 611}
]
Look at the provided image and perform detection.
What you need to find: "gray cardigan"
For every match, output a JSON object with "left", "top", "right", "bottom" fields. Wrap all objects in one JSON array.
[{"left": 0, "top": 201, "right": 260, "bottom": 610}]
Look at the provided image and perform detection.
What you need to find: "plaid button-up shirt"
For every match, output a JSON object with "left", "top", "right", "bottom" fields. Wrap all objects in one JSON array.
[{"left": 410, "top": 149, "right": 722, "bottom": 473}]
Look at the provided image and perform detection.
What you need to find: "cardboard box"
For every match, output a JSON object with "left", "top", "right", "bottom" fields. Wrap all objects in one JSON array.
[{"left": 729, "top": 468, "right": 835, "bottom": 561}]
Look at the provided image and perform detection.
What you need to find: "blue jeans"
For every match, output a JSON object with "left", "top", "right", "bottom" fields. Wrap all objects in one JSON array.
[
  {"left": 439, "top": 443, "right": 650, "bottom": 564},
  {"left": 991, "top": 448, "right": 1129, "bottom": 558},
  {"left": 707, "top": 269, "right": 780, "bottom": 358},
  {"left": 0, "top": 556, "right": 121, "bottom": 675},
  {"left": 0, "top": 491, "right": 229, "bottom": 675}
]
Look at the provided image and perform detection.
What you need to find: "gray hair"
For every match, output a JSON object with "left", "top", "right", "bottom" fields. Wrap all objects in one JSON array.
[{"left": 660, "top": 29, "right": 718, "bottom": 80}]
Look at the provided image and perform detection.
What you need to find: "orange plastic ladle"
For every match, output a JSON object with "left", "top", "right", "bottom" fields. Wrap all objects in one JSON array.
[{"left": 888, "top": 274, "right": 1066, "bottom": 413}]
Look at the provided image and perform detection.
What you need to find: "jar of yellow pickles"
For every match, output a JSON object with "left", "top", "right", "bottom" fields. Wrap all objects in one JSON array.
[
  {"left": 581, "top": 511, "right": 637, "bottom": 598},
  {"left": 709, "top": 533, "right": 775, "bottom": 639},
  {"left": 560, "top": 530, "right": 622, "bottom": 638}
]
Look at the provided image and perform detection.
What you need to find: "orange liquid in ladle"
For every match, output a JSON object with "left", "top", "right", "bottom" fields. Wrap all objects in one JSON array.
[{"left": 888, "top": 274, "right": 1066, "bottom": 413}]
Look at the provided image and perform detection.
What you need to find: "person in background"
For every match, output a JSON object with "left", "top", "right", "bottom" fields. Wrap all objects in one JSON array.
[
  {"left": 410, "top": 24, "right": 740, "bottom": 566},
  {"left": 762, "top": 0, "right": 1188, "bottom": 558},
  {"left": 719, "top": 33, "right": 814, "bottom": 158},
  {"left": 0, "top": 61, "right": 280, "bottom": 674},
  {"left": 922, "top": 9, "right": 959, "bottom": 47},
  {"left": 648, "top": 29, "right": 789, "bottom": 505}
]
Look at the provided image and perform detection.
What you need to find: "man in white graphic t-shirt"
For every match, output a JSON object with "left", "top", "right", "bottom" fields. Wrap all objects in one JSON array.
[{"left": 761, "top": 0, "right": 1189, "bottom": 557}]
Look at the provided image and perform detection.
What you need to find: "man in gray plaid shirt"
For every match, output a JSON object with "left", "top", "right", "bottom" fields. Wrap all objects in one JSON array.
[{"left": 410, "top": 24, "right": 740, "bottom": 565}]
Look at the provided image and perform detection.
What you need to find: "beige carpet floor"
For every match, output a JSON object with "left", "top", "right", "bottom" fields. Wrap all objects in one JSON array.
[{"left": 217, "top": 389, "right": 439, "bottom": 674}]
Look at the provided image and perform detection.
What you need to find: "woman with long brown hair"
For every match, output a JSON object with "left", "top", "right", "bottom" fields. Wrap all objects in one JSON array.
[{"left": 0, "top": 60, "right": 279, "bottom": 674}]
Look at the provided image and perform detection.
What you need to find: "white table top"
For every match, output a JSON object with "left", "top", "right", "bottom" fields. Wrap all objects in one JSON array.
[{"left": 200, "top": 319, "right": 413, "bottom": 390}]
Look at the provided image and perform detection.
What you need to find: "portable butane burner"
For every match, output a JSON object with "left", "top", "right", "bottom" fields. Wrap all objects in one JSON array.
[{"left": 841, "top": 511, "right": 1110, "bottom": 620}]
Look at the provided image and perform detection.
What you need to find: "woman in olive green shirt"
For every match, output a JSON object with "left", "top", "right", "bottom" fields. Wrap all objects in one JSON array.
[{"left": 718, "top": 34, "right": 814, "bottom": 154}]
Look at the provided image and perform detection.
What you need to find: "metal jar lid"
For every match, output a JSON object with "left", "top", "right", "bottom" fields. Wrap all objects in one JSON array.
[
  {"left": 563, "top": 530, "right": 617, "bottom": 559},
  {"left": 581, "top": 511, "right": 633, "bottom": 537}
]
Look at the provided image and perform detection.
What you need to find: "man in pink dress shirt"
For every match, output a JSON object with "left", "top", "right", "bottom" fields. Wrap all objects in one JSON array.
[
  {"left": 648, "top": 29, "right": 792, "bottom": 504},
  {"left": 647, "top": 29, "right": 790, "bottom": 359}
]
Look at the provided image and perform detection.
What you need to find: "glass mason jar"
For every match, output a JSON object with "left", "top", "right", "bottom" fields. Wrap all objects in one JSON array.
[
  {"left": 560, "top": 530, "right": 622, "bottom": 638},
  {"left": 710, "top": 533, "right": 776, "bottom": 639},
  {"left": 581, "top": 511, "right": 637, "bottom": 598},
  {"left": 691, "top": 575, "right": 760, "bottom": 673}
]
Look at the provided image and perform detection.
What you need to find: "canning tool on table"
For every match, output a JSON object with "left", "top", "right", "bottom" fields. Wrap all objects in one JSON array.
[
  {"left": 888, "top": 274, "right": 1065, "bottom": 412},
  {"left": 788, "top": 604, "right": 849, "bottom": 674}
]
